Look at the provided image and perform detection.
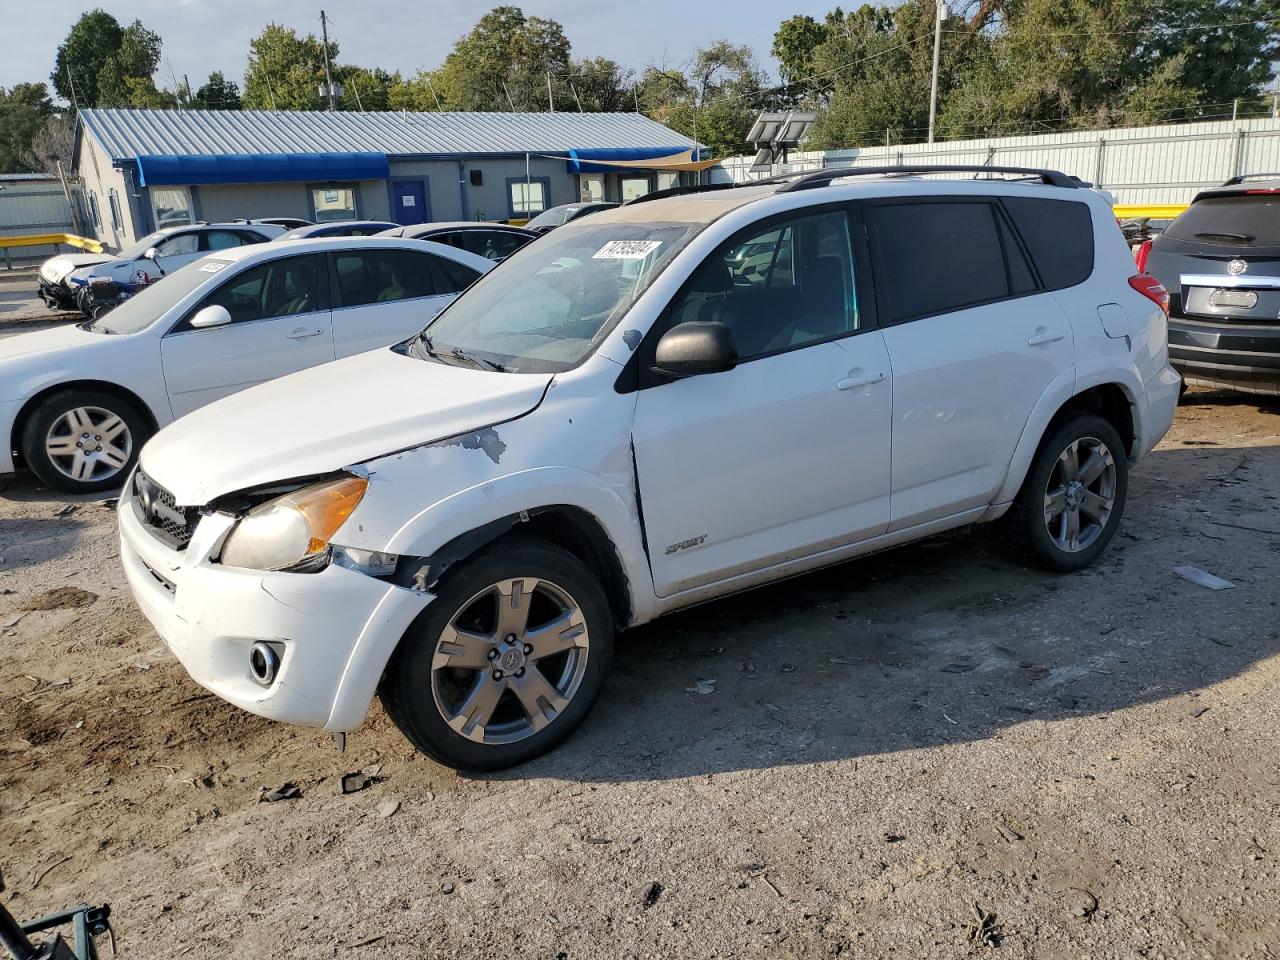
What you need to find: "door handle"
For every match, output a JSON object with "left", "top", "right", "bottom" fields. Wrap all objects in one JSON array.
[
  {"left": 287, "top": 327, "right": 323, "bottom": 340},
  {"left": 837, "top": 370, "right": 886, "bottom": 391},
  {"left": 1027, "top": 330, "right": 1065, "bottom": 346}
]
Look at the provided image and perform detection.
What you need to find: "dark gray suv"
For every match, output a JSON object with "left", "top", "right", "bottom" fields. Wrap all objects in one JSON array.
[{"left": 1144, "top": 175, "right": 1280, "bottom": 397}]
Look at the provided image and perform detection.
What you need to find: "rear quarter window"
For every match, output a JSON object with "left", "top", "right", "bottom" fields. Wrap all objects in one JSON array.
[
  {"left": 1164, "top": 194, "right": 1280, "bottom": 247},
  {"left": 1002, "top": 197, "right": 1094, "bottom": 290}
]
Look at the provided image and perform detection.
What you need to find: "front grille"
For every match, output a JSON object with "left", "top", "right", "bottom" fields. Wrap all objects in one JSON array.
[{"left": 132, "top": 470, "right": 200, "bottom": 550}]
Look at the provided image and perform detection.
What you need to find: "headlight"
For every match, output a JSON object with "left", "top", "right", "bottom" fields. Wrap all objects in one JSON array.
[{"left": 219, "top": 475, "right": 368, "bottom": 572}]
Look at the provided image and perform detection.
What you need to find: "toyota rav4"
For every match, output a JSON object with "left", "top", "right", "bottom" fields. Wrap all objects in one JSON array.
[{"left": 117, "top": 166, "right": 1181, "bottom": 770}]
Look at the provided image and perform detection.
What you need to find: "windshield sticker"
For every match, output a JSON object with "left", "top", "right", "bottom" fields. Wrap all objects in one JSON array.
[
  {"left": 197, "top": 262, "right": 227, "bottom": 273},
  {"left": 593, "top": 240, "right": 662, "bottom": 260}
]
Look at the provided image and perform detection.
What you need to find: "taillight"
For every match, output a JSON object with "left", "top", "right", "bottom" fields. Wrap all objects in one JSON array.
[
  {"left": 1129, "top": 274, "right": 1169, "bottom": 315},
  {"left": 1134, "top": 239, "right": 1152, "bottom": 273}
]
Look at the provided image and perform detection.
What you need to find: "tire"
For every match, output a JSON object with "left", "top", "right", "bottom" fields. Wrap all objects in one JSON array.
[
  {"left": 380, "top": 537, "right": 614, "bottom": 771},
  {"left": 1009, "top": 413, "right": 1128, "bottom": 573},
  {"left": 20, "top": 388, "right": 151, "bottom": 494}
]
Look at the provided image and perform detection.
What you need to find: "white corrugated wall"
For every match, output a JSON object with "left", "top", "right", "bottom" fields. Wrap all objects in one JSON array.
[{"left": 717, "top": 118, "right": 1280, "bottom": 205}]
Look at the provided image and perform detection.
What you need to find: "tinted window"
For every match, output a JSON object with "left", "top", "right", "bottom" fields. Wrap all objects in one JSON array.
[
  {"left": 201, "top": 255, "right": 321, "bottom": 324},
  {"left": 663, "top": 210, "right": 857, "bottom": 360},
  {"left": 457, "top": 230, "right": 527, "bottom": 261},
  {"left": 204, "top": 230, "right": 250, "bottom": 251},
  {"left": 997, "top": 212, "right": 1037, "bottom": 295},
  {"left": 335, "top": 250, "right": 438, "bottom": 306},
  {"left": 1002, "top": 197, "right": 1094, "bottom": 289},
  {"left": 868, "top": 202, "right": 1008, "bottom": 322},
  {"left": 432, "top": 256, "right": 482, "bottom": 293},
  {"left": 1164, "top": 194, "right": 1280, "bottom": 247}
]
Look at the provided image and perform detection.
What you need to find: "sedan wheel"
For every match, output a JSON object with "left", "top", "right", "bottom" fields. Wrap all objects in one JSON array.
[{"left": 44, "top": 405, "right": 133, "bottom": 485}]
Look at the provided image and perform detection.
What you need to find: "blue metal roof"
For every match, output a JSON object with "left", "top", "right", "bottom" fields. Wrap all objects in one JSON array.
[{"left": 79, "top": 109, "right": 696, "bottom": 162}]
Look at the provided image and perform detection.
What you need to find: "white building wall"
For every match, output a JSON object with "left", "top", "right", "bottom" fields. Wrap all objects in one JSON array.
[{"left": 716, "top": 118, "right": 1280, "bottom": 206}]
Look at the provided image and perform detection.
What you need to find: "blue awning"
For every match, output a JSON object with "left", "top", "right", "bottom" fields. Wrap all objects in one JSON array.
[
  {"left": 565, "top": 146, "right": 708, "bottom": 174},
  {"left": 135, "top": 152, "right": 390, "bottom": 186}
]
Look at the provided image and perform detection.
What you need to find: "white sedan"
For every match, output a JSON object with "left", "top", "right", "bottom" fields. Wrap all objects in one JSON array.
[{"left": 1, "top": 237, "right": 492, "bottom": 493}]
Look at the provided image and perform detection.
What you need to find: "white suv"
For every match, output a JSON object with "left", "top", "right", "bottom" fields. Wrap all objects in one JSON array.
[{"left": 118, "top": 166, "right": 1181, "bottom": 770}]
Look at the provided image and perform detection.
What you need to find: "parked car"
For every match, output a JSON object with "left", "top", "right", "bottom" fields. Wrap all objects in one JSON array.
[
  {"left": 1, "top": 238, "right": 491, "bottom": 493},
  {"left": 238, "top": 217, "right": 313, "bottom": 230},
  {"left": 524, "top": 201, "right": 619, "bottom": 234},
  {"left": 117, "top": 165, "right": 1179, "bottom": 770},
  {"left": 378, "top": 222, "right": 536, "bottom": 262},
  {"left": 279, "top": 221, "right": 399, "bottom": 240},
  {"left": 38, "top": 223, "right": 285, "bottom": 317},
  {"left": 1142, "top": 174, "right": 1280, "bottom": 396}
]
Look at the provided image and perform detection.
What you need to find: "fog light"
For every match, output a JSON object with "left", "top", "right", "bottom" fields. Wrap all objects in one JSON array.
[{"left": 249, "top": 642, "right": 281, "bottom": 686}]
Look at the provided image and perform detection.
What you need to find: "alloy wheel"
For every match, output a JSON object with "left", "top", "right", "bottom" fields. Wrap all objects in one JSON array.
[
  {"left": 44, "top": 406, "right": 132, "bottom": 484},
  {"left": 431, "top": 577, "right": 590, "bottom": 745},
  {"left": 1042, "top": 435, "right": 1117, "bottom": 553}
]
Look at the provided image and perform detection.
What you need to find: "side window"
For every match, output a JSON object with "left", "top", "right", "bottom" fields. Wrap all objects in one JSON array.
[
  {"left": 155, "top": 233, "right": 199, "bottom": 257},
  {"left": 431, "top": 255, "right": 482, "bottom": 294},
  {"left": 199, "top": 255, "right": 322, "bottom": 325},
  {"left": 866, "top": 202, "right": 1008, "bottom": 323},
  {"left": 1002, "top": 197, "right": 1094, "bottom": 291},
  {"left": 662, "top": 210, "right": 857, "bottom": 361},
  {"left": 203, "top": 230, "right": 248, "bottom": 251},
  {"left": 334, "top": 250, "right": 437, "bottom": 307},
  {"left": 459, "top": 230, "right": 525, "bottom": 261}
]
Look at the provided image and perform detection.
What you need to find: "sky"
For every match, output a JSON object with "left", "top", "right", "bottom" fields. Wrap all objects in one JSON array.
[{"left": 1, "top": 0, "right": 839, "bottom": 97}]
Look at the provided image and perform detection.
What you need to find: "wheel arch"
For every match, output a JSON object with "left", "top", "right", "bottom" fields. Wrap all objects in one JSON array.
[{"left": 10, "top": 379, "right": 160, "bottom": 466}]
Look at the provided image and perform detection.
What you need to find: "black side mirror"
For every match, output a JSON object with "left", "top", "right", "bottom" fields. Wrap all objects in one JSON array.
[{"left": 652, "top": 321, "right": 738, "bottom": 378}]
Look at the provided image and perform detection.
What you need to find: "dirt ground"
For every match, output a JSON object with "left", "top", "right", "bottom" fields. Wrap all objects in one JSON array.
[{"left": 1, "top": 389, "right": 1278, "bottom": 959}]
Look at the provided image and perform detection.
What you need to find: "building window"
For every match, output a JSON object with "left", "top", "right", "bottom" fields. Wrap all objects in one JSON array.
[
  {"left": 88, "top": 191, "right": 102, "bottom": 229},
  {"left": 508, "top": 177, "right": 551, "bottom": 218},
  {"left": 311, "top": 184, "right": 358, "bottom": 222},
  {"left": 107, "top": 189, "right": 122, "bottom": 231},
  {"left": 579, "top": 174, "right": 605, "bottom": 203},
  {"left": 620, "top": 176, "right": 653, "bottom": 202},
  {"left": 657, "top": 171, "right": 680, "bottom": 192},
  {"left": 150, "top": 187, "right": 192, "bottom": 228}
]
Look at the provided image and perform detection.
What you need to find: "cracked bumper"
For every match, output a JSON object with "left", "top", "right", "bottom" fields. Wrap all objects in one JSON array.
[{"left": 118, "top": 492, "right": 429, "bottom": 731}]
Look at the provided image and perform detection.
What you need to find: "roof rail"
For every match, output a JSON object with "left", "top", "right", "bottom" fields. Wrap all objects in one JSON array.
[
  {"left": 1223, "top": 172, "right": 1280, "bottom": 185},
  {"left": 775, "top": 164, "right": 1078, "bottom": 192},
  {"left": 624, "top": 182, "right": 737, "bottom": 205}
]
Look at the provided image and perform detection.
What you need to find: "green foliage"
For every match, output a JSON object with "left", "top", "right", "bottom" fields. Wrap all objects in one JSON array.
[
  {"left": 0, "top": 83, "right": 54, "bottom": 173},
  {"left": 243, "top": 23, "right": 337, "bottom": 110},
  {"left": 433, "top": 6, "right": 572, "bottom": 111},
  {"left": 641, "top": 42, "right": 769, "bottom": 157},
  {"left": 193, "top": 72, "right": 242, "bottom": 110},
  {"left": 51, "top": 10, "right": 170, "bottom": 109}
]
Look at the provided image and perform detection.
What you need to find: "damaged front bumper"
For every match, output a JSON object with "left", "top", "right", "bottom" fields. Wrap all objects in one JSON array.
[
  {"left": 118, "top": 491, "right": 431, "bottom": 732},
  {"left": 37, "top": 276, "right": 77, "bottom": 311}
]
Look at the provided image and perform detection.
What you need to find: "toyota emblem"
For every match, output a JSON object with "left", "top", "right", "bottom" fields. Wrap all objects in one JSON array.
[{"left": 1227, "top": 259, "right": 1247, "bottom": 276}]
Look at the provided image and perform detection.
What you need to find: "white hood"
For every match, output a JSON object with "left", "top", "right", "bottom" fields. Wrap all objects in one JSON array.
[
  {"left": 40, "top": 253, "right": 115, "bottom": 284},
  {"left": 140, "top": 348, "right": 553, "bottom": 505}
]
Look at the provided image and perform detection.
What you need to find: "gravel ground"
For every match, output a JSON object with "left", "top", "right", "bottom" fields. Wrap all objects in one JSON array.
[
  {"left": 1, "top": 390, "right": 1278, "bottom": 959},
  {"left": 0, "top": 268, "right": 78, "bottom": 333}
]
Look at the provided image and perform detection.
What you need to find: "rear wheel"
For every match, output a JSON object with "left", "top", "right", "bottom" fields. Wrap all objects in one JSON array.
[
  {"left": 20, "top": 388, "right": 150, "bottom": 494},
  {"left": 380, "top": 538, "right": 614, "bottom": 770},
  {"left": 1010, "top": 413, "right": 1128, "bottom": 573}
]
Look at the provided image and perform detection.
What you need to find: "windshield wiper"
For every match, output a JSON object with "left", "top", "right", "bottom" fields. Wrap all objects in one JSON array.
[
  {"left": 448, "top": 347, "right": 505, "bottom": 372},
  {"left": 1195, "top": 231, "right": 1255, "bottom": 243}
]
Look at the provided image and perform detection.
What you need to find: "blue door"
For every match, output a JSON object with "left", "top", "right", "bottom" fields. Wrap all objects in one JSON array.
[{"left": 392, "top": 180, "right": 428, "bottom": 225}]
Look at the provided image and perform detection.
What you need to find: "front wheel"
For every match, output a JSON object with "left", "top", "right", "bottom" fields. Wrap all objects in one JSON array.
[
  {"left": 20, "top": 388, "right": 151, "bottom": 494},
  {"left": 380, "top": 538, "right": 614, "bottom": 770},
  {"left": 1010, "top": 413, "right": 1129, "bottom": 573}
]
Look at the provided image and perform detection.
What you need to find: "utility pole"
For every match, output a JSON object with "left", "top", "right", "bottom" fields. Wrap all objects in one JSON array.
[
  {"left": 547, "top": 72, "right": 555, "bottom": 112},
  {"left": 927, "top": 0, "right": 945, "bottom": 144},
  {"left": 320, "top": 10, "right": 337, "bottom": 111}
]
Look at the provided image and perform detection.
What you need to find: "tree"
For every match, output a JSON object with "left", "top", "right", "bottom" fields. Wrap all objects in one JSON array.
[
  {"left": 20, "top": 114, "right": 76, "bottom": 175},
  {"left": 193, "top": 71, "right": 242, "bottom": 110},
  {"left": 433, "top": 7, "right": 572, "bottom": 111},
  {"left": 643, "top": 42, "right": 771, "bottom": 157},
  {"left": 771, "top": 14, "right": 828, "bottom": 99},
  {"left": 51, "top": 11, "right": 170, "bottom": 109},
  {"left": 0, "top": 83, "right": 54, "bottom": 173},
  {"left": 563, "top": 57, "right": 633, "bottom": 112},
  {"left": 243, "top": 23, "right": 336, "bottom": 110},
  {"left": 336, "top": 66, "right": 395, "bottom": 111}
]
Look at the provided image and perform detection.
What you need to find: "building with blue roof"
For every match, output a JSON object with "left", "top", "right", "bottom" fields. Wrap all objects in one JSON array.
[{"left": 74, "top": 108, "right": 708, "bottom": 249}]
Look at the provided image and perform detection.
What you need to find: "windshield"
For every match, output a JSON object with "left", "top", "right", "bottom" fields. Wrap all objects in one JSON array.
[
  {"left": 114, "top": 230, "right": 170, "bottom": 262},
  {"left": 525, "top": 207, "right": 573, "bottom": 230},
  {"left": 92, "top": 256, "right": 229, "bottom": 335},
  {"left": 409, "top": 219, "right": 701, "bottom": 373}
]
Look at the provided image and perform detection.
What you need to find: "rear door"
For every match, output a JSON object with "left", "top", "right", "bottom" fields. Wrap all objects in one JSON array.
[
  {"left": 866, "top": 197, "right": 1075, "bottom": 530},
  {"left": 160, "top": 254, "right": 334, "bottom": 417},
  {"left": 329, "top": 248, "right": 479, "bottom": 357}
]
